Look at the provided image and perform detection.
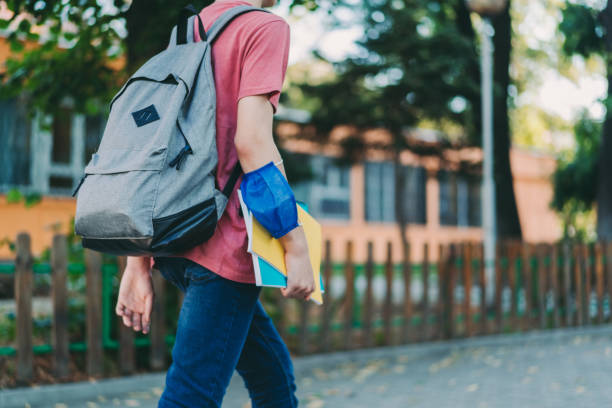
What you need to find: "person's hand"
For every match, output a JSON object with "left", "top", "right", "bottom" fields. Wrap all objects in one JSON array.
[
  {"left": 279, "top": 228, "right": 315, "bottom": 300},
  {"left": 282, "top": 248, "right": 315, "bottom": 300},
  {"left": 115, "top": 257, "right": 154, "bottom": 334}
]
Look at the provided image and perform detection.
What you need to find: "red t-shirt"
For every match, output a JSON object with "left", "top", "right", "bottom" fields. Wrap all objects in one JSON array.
[{"left": 173, "top": 0, "right": 290, "bottom": 283}]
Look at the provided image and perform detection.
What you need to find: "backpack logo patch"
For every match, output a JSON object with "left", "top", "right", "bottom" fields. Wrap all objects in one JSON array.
[{"left": 132, "top": 105, "right": 160, "bottom": 127}]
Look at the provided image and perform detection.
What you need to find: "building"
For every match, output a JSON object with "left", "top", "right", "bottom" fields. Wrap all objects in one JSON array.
[{"left": 0, "top": 38, "right": 562, "bottom": 262}]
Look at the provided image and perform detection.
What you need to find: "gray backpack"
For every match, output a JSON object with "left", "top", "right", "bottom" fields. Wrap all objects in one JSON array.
[{"left": 73, "top": 4, "right": 268, "bottom": 256}]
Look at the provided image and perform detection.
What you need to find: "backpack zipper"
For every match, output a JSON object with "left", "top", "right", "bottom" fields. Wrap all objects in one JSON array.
[
  {"left": 168, "top": 144, "right": 193, "bottom": 170},
  {"left": 170, "top": 121, "right": 193, "bottom": 170}
]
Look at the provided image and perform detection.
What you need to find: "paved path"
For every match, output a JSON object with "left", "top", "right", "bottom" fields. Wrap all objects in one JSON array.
[{"left": 3, "top": 326, "right": 612, "bottom": 408}]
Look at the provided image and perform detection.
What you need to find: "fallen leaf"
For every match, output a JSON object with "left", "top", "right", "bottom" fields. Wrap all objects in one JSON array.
[
  {"left": 466, "top": 384, "right": 479, "bottom": 392},
  {"left": 306, "top": 398, "right": 325, "bottom": 408}
]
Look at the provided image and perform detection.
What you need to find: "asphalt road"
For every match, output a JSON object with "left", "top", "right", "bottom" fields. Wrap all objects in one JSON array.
[{"left": 3, "top": 325, "right": 612, "bottom": 408}]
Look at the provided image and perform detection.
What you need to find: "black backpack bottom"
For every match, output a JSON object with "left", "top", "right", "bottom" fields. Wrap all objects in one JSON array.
[{"left": 82, "top": 197, "right": 218, "bottom": 257}]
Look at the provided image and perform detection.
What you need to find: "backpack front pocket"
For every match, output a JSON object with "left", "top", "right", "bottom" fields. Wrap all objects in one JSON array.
[{"left": 74, "top": 146, "right": 168, "bottom": 239}]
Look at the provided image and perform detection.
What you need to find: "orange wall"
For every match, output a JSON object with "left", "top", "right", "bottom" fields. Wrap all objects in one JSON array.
[
  {"left": 510, "top": 149, "right": 562, "bottom": 243},
  {"left": 0, "top": 196, "right": 75, "bottom": 258}
]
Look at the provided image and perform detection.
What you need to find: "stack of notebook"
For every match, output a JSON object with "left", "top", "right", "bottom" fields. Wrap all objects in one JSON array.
[{"left": 238, "top": 190, "right": 324, "bottom": 304}]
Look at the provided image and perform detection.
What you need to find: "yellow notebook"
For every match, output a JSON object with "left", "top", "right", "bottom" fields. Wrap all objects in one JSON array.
[{"left": 238, "top": 190, "right": 324, "bottom": 304}]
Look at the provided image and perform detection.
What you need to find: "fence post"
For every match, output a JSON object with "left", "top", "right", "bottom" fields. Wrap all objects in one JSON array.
[
  {"left": 421, "top": 243, "right": 430, "bottom": 341},
  {"left": 508, "top": 241, "right": 519, "bottom": 330},
  {"left": 537, "top": 244, "right": 547, "bottom": 330},
  {"left": 402, "top": 243, "right": 412, "bottom": 343},
  {"left": 463, "top": 243, "right": 473, "bottom": 337},
  {"left": 298, "top": 297, "right": 310, "bottom": 355},
  {"left": 583, "top": 244, "right": 592, "bottom": 325},
  {"left": 276, "top": 292, "right": 287, "bottom": 339},
  {"left": 447, "top": 244, "right": 458, "bottom": 339},
  {"left": 563, "top": 243, "right": 572, "bottom": 327},
  {"left": 494, "top": 241, "right": 504, "bottom": 333},
  {"left": 574, "top": 245, "right": 583, "bottom": 326},
  {"left": 477, "top": 243, "right": 486, "bottom": 335},
  {"left": 321, "top": 240, "right": 332, "bottom": 353},
  {"left": 363, "top": 242, "right": 374, "bottom": 348},
  {"left": 85, "top": 248, "right": 103, "bottom": 377},
  {"left": 51, "top": 234, "right": 69, "bottom": 379},
  {"left": 595, "top": 243, "right": 604, "bottom": 324},
  {"left": 437, "top": 243, "right": 446, "bottom": 339},
  {"left": 15, "top": 233, "right": 33, "bottom": 383},
  {"left": 383, "top": 242, "right": 393, "bottom": 345},
  {"left": 150, "top": 268, "right": 166, "bottom": 370},
  {"left": 550, "top": 243, "right": 561, "bottom": 329},
  {"left": 522, "top": 243, "right": 533, "bottom": 330},
  {"left": 604, "top": 241, "right": 612, "bottom": 322},
  {"left": 117, "top": 256, "right": 135, "bottom": 374},
  {"left": 343, "top": 241, "right": 355, "bottom": 350}
]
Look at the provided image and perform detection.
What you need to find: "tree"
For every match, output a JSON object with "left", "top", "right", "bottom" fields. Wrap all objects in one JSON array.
[
  {"left": 552, "top": 114, "right": 600, "bottom": 240},
  {"left": 558, "top": 1, "right": 612, "bottom": 240},
  {"left": 0, "top": 0, "right": 213, "bottom": 117},
  {"left": 2, "top": 0, "right": 525, "bottom": 242},
  {"left": 491, "top": 2, "right": 523, "bottom": 239},
  {"left": 298, "top": 0, "right": 523, "bottom": 250}
]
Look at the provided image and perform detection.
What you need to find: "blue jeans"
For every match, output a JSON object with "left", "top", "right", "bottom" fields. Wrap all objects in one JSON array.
[{"left": 153, "top": 257, "right": 298, "bottom": 408}]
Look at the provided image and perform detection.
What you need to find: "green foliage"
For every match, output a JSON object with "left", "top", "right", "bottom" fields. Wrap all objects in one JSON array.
[
  {"left": 4, "top": 188, "right": 41, "bottom": 207},
  {"left": 552, "top": 114, "right": 601, "bottom": 239},
  {"left": 559, "top": 3, "right": 604, "bottom": 58},
  {"left": 0, "top": 237, "right": 15, "bottom": 253},
  {"left": 0, "top": 0, "right": 130, "bottom": 116},
  {"left": 299, "top": 0, "right": 480, "bottom": 148},
  {"left": 0, "top": 314, "right": 16, "bottom": 345},
  {"left": 552, "top": 115, "right": 600, "bottom": 211}
]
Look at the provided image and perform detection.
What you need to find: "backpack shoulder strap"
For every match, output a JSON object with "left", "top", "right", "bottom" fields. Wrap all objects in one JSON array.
[
  {"left": 168, "top": 5, "right": 206, "bottom": 48},
  {"left": 206, "top": 5, "right": 270, "bottom": 44},
  {"left": 223, "top": 162, "right": 243, "bottom": 198}
]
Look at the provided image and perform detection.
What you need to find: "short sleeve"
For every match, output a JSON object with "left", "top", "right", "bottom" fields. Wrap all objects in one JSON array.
[{"left": 238, "top": 20, "right": 290, "bottom": 113}]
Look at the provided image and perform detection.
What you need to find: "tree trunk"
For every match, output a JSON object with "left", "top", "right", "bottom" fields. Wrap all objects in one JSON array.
[
  {"left": 455, "top": 0, "right": 482, "bottom": 145},
  {"left": 597, "top": 3, "right": 612, "bottom": 240},
  {"left": 394, "top": 148, "right": 410, "bottom": 260},
  {"left": 125, "top": 0, "right": 201, "bottom": 72},
  {"left": 491, "top": 2, "right": 523, "bottom": 239}
]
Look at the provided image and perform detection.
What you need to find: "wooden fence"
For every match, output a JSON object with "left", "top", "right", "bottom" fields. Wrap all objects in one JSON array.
[{"left": 3, "top": 233, "right": 612, "bottom": 383}]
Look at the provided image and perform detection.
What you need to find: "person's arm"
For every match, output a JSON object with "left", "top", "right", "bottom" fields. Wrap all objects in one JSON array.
[{"left": 235, "top": 95, "right": 315, "bottom": 300}]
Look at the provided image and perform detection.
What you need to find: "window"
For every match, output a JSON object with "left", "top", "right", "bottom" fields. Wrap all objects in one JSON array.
[
  {"left": 292, "top": 155, "right": 351, "bottom": 220},
  {"left": 467, "top": 177, "right": 482, "bottom": 227},
  {"left": 0, "top": 99, "right": 104, "bottom": 195},
  {"left": 439, "top": 170, "right": 457, "bottom": 225},
  {"left": 439, "top": 170, "right": 481, "bottom": 227},
  {"left": 52, "top": 108, "right": 72, "bottom": 164},
  {"left": 0, "top": 98, "right": 32, "bottom": 190},
  {"left": 365, "top": 161, "right": 427, "bottom": 224},
  {"left": 402, "top": 165, "right": 427, "bottom": 224}
]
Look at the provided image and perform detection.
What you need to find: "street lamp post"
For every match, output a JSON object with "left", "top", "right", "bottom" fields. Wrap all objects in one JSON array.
[{"left": 465, "top": 0, "right": 507, "bottom": 304}]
